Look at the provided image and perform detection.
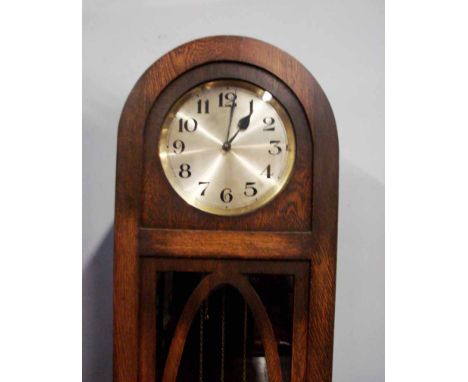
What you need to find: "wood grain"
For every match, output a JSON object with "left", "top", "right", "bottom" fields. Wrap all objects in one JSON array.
[
  {"left": 291, "top": 264, "right": 309, "bottom": 382},
  {"left": 142, "top": 62, "right": 312, "bottom": 231},
  {"left": 145, "top": 257, "right": 308, "bottom": 275},
  {"left": 138, "top": 262, "right": 157, "bottom": 382},
  {"left": 139, "top": 228, "right": 313, "bottom": 259},
  {"left": 114, "top": 36, "right": 338, "bottom": 382}
]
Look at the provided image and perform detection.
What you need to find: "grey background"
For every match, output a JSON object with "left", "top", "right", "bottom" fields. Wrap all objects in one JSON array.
[{"left": 83, "top": 0, "right": 384, "bottom": 381}]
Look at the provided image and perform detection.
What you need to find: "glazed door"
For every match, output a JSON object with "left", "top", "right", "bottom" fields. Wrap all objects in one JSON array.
[{"left": 139, "top": 259, "right": 309, "bottom": 382}]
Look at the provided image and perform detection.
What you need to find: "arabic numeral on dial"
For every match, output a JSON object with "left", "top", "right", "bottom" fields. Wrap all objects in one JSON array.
[
  {"left": 220, "top": 188, "right": 233, "bottom": 203},
  {"left": 178, "top": 118, "right": 198, "bottom": 132},
  {"left": 261, "top": 164, "right": 272, "bottom": 179},
  {"left": 262, "top": 117, "right": 275, "bottom": 131},
  {"left": 172, "top": 139, "right": 185, "bottom": 154},
  {"left": 198, "top": 181, "right": 210, "bottom": 196},
  {"left": 218, "top": 92, "right": 237, "bottom": 107},
  {"left": 178, "top": 163, "right": 191, "bottom": 178},
  {"left": 268, "top": 140, "right": 282, "bottom": 155},
  {"left": 197, "top": 99, "right": 209, "bottom": 114},
  {"left": 244, "top": 182, "right": 258, "bottom": 197}
]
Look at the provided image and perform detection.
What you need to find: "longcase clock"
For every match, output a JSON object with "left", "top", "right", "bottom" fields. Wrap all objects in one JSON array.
[{"left": 114, "top": 36, "right": 338, "bottom": 382}]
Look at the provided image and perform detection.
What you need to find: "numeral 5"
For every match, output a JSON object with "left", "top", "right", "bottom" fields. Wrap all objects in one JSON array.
[{"left": 244, "top": 182, "right": 258, "bottom": 197}]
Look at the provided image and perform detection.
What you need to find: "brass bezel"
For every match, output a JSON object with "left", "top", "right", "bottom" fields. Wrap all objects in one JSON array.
[{"left": 159, "top": 79, "right": 296, "bottom": 216}]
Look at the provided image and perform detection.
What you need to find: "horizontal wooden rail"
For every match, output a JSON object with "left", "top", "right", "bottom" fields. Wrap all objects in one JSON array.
[{"left": 138, "top": 228, "right": 313, "bottom": 259}]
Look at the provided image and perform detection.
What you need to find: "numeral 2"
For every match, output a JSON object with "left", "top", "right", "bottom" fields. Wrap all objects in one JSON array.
[{"left": 262, "top": 117, "right": 275, "bottom": 131}]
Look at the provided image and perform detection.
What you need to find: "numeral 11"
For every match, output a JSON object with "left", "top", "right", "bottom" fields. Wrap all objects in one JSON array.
[{"left": 197, "top": 99, "right": 209, "bottom": 114}]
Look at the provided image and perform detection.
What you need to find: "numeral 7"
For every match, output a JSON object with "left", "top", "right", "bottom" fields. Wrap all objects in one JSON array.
[{"left": 198, "top": 181, "right": 210, "bottom": 196}]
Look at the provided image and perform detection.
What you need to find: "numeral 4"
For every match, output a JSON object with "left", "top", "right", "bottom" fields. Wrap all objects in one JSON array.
[{"left": 261, "top": 164, "right": 272, "bottom": 178}]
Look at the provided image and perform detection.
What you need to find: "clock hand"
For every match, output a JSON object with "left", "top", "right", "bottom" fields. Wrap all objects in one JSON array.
[
  {"left": 225, "top": 90, "right": 237, "bottom": 143},
  {"left": 224, "top": 100, "right": 254, "bottom": 148}
]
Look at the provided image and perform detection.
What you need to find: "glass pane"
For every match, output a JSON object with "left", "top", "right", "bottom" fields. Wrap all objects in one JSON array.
[{"left": 155, "top": 272, "right": 294, "bottom": 382}]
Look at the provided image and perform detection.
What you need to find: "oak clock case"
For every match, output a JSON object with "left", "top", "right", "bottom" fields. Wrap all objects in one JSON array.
[
  {"left": 143, "top": 62, "right": 312, "bottom": 231},
  {"left": 114, "top": 36, "right": 338, "bottom": 382}
]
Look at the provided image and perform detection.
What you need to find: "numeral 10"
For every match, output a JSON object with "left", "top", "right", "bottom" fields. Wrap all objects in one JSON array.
[{"left": 179, "top": 118, "right": 198, "bottom": 132}]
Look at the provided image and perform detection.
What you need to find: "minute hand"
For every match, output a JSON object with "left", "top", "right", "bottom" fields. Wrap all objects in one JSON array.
[
  {"left": 227, "top": 100, "right": 254, "bottom": 145},
  {"left": 225, "top": 91, "right": 237, "bottom": 142}
]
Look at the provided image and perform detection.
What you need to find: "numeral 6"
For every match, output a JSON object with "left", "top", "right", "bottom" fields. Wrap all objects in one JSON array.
[{"left": 220, "top": 188, "right": 233, "bottom": 203}]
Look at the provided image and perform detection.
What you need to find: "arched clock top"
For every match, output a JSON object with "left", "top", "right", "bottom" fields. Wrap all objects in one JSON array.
[
  {"left": 114, "top": 36, "right": 338, "bottom": 382},
  {"left": 116, "top": 36, "right": 338, "bottom": 235}
]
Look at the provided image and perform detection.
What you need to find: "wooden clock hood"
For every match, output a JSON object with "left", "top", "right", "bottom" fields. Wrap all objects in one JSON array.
[{"left": 114, "top": 36, "right": 338, "bottom": 382}]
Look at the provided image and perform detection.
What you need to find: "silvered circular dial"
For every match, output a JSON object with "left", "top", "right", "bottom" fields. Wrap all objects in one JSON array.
[{"left": 159, "top": 80, "right": 295, "bottom": 216}]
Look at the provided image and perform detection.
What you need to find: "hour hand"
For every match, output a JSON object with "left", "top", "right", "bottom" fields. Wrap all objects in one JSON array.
[
  {"left": 237, "top": 100, "right": 254, "bottom": 130},
  {"left": 225, "top": 100, "right": 254, "bottom": 147}
]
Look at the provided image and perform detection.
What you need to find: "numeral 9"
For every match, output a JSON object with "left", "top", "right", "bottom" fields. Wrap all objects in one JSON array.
[{"left": 172, "top": 139, "right": 185, "bottom": 154}]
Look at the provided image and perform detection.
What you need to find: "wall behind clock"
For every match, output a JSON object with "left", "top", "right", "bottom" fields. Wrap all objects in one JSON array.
[{"left": 83, "top": 0, "right": 384, "bottom": 381}]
